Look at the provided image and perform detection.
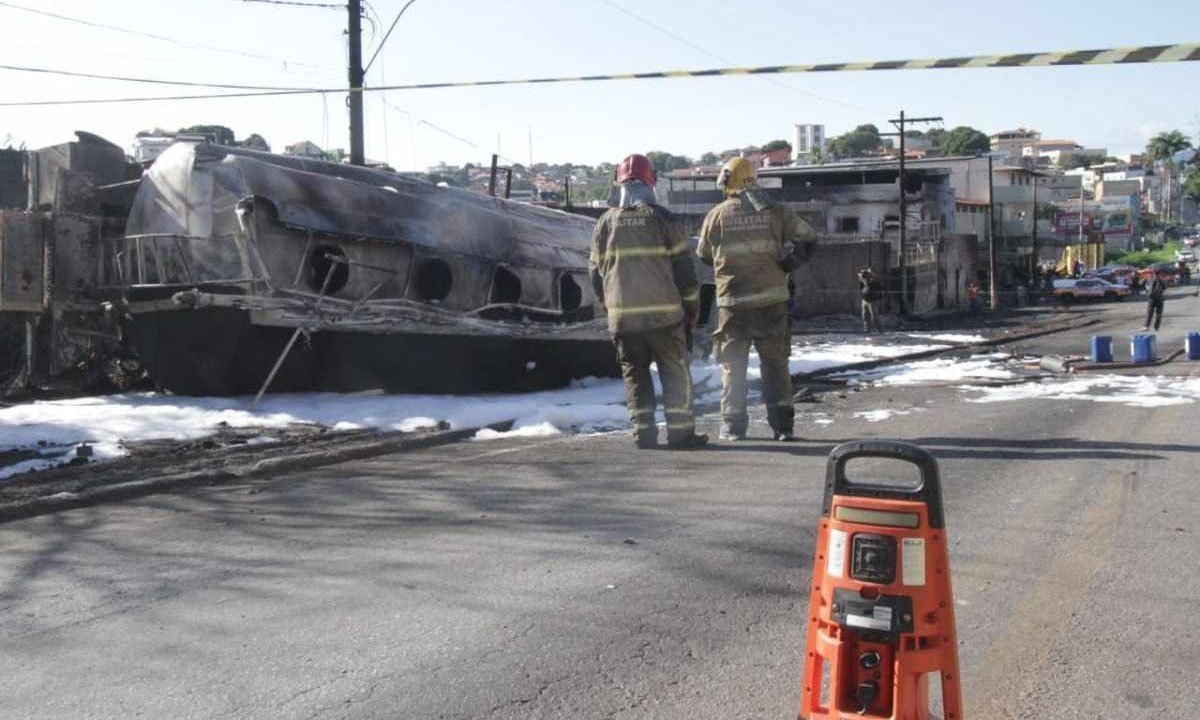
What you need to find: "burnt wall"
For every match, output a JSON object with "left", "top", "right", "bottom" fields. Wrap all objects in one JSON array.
[
  {"left": 938, "top": 234, "right": 978, "bottom": 309},
  {"left": 790, "top": 241, "right": 892, "bottom": 317},
  {"left": 0, "top": 149, "right": 26, "bottom": 210}
]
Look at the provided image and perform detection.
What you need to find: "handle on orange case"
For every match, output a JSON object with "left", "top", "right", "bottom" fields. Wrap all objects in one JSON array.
[{"left": 823, "top": 440, "right": 944, "bottom": 528}]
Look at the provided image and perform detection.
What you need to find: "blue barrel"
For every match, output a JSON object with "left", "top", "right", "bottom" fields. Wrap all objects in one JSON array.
[
  {"left": 1131, "top": 333, "right": 1157, "bottom": 364},
  {"left": 1090, "top": 335, "right": 1113, "bottom": 363},
  {"left": 1187, "top": 332, "right": 1200, "bottom": 360}
]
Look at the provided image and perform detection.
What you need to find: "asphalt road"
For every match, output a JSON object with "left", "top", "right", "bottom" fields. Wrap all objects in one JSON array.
[{"left": 2, "top": 294, "right": 1199, "bottom": 720}]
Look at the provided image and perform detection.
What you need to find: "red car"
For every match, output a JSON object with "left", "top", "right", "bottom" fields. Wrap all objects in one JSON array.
[{"left": 1138, "top": 263, "right": 1179, "bottom": 285}]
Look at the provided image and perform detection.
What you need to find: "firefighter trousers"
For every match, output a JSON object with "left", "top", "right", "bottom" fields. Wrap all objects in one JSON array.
[
  {"left": 714, "top": 303, "right": 794, "bottom": 436},
  {"left": 613, "top": 323, "right": 696, "bottom": 444}
]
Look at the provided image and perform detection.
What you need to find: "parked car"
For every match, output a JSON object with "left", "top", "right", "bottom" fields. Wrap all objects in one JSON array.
[
  {"left": 1183, "top": 236, "right": 1199, "bottom": 248},
  {"left": 1139, "top": 262, "right": 1179, "bottom": 285},
  {"left": 1086, "top": 265, "right": 1138, "bottom": 285},
  {"left": 1052, "top": 278, "right": 1131, "bottom": 302},
  {"left": 1176, "top": 249, "right": 1196, "bottom": 263}
]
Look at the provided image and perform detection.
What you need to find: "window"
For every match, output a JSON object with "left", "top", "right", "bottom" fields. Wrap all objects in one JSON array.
[
  {"left": 413, "top": 258, "right": 453, "bottom": 301},
  {"left": 306, "top": 245, "right": 349, "bottom": 294},
  {"left": 837, "top": 217, "right": 860, "bottom": 233},
  {"left": 490, "top": 266, "right": 522, "bottom": 304},
  {"left": 559, "top": 274, "right": 582, "bottom": 312}
]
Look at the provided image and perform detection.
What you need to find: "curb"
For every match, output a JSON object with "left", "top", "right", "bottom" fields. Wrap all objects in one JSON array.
[{"left": 0, "top": 422, "right": 512, "bottom": 524}]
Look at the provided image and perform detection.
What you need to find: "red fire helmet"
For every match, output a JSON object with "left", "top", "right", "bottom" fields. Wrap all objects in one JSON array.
[{"left": 615, "top": 153, "right": 656, "bottom": 187}]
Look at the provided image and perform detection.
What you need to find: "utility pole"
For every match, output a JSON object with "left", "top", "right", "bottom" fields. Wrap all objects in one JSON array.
[
  {"left": 988, "top": 154, "right": 998, "bottom": 309},
  {"left": 885, "top": 111, "right": 942, "bottom": 315},
  {"left": 1078, "top": 181, "right": 1085, "bottom": 247},
  {"left": 1031, "top": 172, "right": 1039, "bottom": 276},
  {"left": 347, "top": 0, "right": 365, "bottom": 165}
]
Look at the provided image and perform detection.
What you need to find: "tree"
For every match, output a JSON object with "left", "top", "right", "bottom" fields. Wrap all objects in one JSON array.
[
  {"left": 925, "top": 128, "right": 947, "bottom": 148},
  {"left": 760, "top": 139, "right": 792, "bottom": 154},
  {"left": 136, "top": 127, "right": 175, "bottom": 138},
  {"left": 698, "top": 152, "right": 720, "bottom": 165},
  {"left": 238, "top": 133, "right": 271, "bottom": 152},
  {"left": 827, "top": 124, "right": 883, "bottom": 159},
  {"left": 644, "top": 151, "right": 692, "bottom": 176},
  {"left": 1058, "top": 152, "right": 1095, "bottom": 170},
  {"left": 940, "top": 126, "right": 990, "bottom": 156},
  {"left": 1184, "top": 168, "right": 1200, "bottom": 202},
  {"left": 1146, "top": 130, "right": 1192, "bottom": 162}
]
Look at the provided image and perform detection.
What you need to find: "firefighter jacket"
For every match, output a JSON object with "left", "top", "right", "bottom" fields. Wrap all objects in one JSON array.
[
  {"left": 697, "top": 196, "right": 816, "bottom": 309},
  {"left": 590, "top": 204, "right": 700, "bottom": 335}
]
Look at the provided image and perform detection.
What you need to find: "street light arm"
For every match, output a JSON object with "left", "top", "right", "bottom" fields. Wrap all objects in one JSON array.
[{"left": 364, "top": 0, "right": 420, "bottom": 74}]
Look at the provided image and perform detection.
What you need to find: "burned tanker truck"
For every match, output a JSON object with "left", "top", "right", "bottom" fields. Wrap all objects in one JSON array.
[{"left": 0, "top": 133, "right": 619, "bottom": 396}]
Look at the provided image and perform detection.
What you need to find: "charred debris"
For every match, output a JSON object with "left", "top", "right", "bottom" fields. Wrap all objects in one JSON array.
[{"left": 0, "top": 133, "right": 619, "bottom": 398}]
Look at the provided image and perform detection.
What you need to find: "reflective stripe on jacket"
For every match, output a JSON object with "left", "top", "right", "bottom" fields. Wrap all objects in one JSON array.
[
  {"left": 697, "top": 196, "right": 815, "bottom": 309},
  {"left": 590, "top": 204, "right": 700, "bottom": 335}
]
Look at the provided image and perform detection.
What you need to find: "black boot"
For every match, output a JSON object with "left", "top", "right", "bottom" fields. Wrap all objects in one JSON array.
[{"left": 667, "top": 433, "right": 710, "bottom": 449}]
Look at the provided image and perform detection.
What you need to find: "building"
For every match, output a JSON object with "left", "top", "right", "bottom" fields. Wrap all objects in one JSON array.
[
  {"left": 1095, "top": 179, "right": 1141, "bottom": 199},
  {"left": 1022, "top": 139, "right": 1082, "bottom": 157},
  {"left": 1038, "top": 172, "right": 1083, "bottom": 204},
  {"left": 1021, "top": 139, "right": 1108, "bottom": 167},
  {"left": 660, "top": 158, "right": 975, "bottom": 314},
  {"left": 1051, "top": 196, "right": 1139, "bottom": 252},
  {"left": 792, "top": 124, "right": 826, "bottom": 164},
  {"left": 990, "top": 128, "right": 1041, "bottom": 160}
]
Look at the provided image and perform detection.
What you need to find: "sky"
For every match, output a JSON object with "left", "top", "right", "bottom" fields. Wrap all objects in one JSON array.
[{"left": 1, "top": 0, "right": 1198, "bottom": 171}]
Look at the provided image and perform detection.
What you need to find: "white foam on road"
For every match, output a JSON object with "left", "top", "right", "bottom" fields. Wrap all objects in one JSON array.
[
  {"left": 841, "top": 355, "right": 1017, "bottom": 386},
  {"left": 852, "top": 408, "right": 925, "bottom": 422},
  {"left": 961, "top": 374, "right": 1200, "bottom": 407},
  {"left": 0, "top": 338, "right": 955, "bottom": 477},
  {"left": 786, "top": 342, "right": 948, "bottom": 375}
]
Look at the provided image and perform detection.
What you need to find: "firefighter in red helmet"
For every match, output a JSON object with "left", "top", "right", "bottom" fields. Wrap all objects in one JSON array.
[{"left": 589, "top": 154, "right": 708, "bottom": 449}]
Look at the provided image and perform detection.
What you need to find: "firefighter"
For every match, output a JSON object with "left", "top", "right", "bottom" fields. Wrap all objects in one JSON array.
[
  {"left": 590, "top": 153, "right": 708, "bottom": 450},
  {"left": 698, "top": 157, "right": 816, "bottom": 441}
]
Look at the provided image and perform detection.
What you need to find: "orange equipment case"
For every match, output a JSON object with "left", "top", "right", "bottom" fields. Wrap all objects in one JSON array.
[{"left": 799, "top": 440, "right": 963, "bottom": 720}]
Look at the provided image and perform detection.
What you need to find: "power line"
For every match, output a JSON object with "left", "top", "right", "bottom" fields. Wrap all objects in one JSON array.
[
  {"left": 365, "top": 0, "right": 420, "bottom": 73},
  {"left": 0, "top": 63, "right": 320, "bottom": 91},
  {"left": 0, "top": 0, "right": 329, "bottom": 70},
  {"left": 595, "top": 0, "right": 866, "bottom": 110},
  {"left": 382, "top": 100, "right": 522, "bottom": 166},
  {"left": 2, "top": 42, "right": 1197, "bottom": 107},
  {"left": 232, "top": 0, "right": 344, "bottom": 7}
]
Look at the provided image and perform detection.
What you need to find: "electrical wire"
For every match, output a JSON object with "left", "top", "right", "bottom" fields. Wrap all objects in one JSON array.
[
  {"left": 0, "top": 0, "right": 329, "bottom": 70},
  {"left": 0, "top": 62, "right": 321, "bottom": 91},
  {"left": 594, "top": 0, "right": 866, "bottom": 110},
  {"left": 232, "top": 0, "right": 344, "bottom": 8},
  {"left": 364, "top": 0, "right": 420, "bottom": 73}
]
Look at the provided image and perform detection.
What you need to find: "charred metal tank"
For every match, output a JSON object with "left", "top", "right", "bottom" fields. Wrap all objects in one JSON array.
[{"left": 118, "top": 142, "right": 617, "bottom": 395}]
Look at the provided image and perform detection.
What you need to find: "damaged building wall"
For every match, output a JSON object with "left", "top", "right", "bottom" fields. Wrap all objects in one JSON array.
[
  {"left": 790, "top": 241, "right": 893, "bottom": 317},
  {"left": 0, "top": 149, "right": 28, "bottom": 210},
  {"left": 938, "top": 234, "right": 978, "bottom": 310}
]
